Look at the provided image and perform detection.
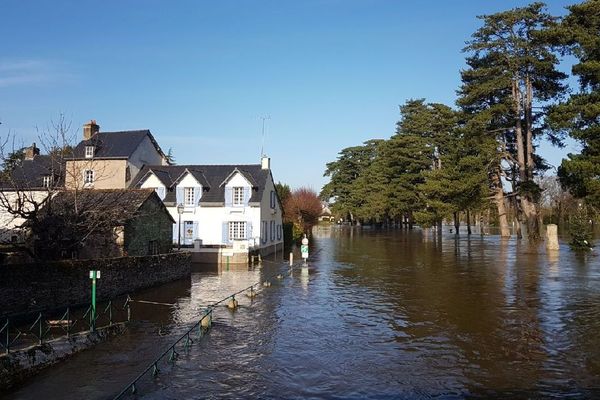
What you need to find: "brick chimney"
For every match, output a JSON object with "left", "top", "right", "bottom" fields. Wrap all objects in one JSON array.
[
  {"left": 83, "top": 120, "right": 100, "bottom": 140},
  {"left": 24, "top": 143, "right": 40, "bottom": 160}
]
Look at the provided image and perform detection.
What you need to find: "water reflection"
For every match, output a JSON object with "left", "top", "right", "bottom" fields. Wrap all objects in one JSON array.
[{"left": 6, "top": 228, "right": 600, "bottom": 399}]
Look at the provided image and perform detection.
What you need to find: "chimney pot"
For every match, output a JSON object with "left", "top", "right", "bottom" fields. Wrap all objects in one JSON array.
[
  {"left": 24, "top": 143, "right": 40, "bottom": 160},
  {"left": 83, "top": 120, "right": 100, "bottom": 141}
]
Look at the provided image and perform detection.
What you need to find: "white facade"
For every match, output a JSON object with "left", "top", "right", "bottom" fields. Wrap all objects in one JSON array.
[{"left": 139, "top": 167, "right": 283, "bottom": 252}]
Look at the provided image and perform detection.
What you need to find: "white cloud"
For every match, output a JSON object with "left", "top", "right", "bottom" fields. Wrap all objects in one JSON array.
[{"left": 0, "top": 59, "right": 74, "bottom": 88}]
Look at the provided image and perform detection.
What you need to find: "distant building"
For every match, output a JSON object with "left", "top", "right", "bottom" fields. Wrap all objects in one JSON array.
[
  {"left": 0, "top": 143, "right": 63, "bottom": 243},
  {"left": 319, "top": 202, "right": 334, "bottom": 222},
  {"left": 131, "top": 156, "right": 283, "bottom": 264},
  {"left": 65, "top": 120, "right": 169, "bottom": 190}
]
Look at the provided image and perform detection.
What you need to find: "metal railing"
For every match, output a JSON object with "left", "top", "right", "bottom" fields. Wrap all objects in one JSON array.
[
  {"left": 1, "top": 297, "right": 131, "bottom": 355},
  {"left": 114, "top": 250, "right": 320, "bottom": 399}
]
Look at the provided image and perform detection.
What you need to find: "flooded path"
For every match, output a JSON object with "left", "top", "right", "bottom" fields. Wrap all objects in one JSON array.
[{"left": 5, "top": 227, "right": 600, "bottom": 399}]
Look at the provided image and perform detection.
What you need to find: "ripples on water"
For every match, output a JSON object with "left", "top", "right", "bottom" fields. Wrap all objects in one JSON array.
[{"left": 6, "top": 227, "right": 600, "bottom": 399}]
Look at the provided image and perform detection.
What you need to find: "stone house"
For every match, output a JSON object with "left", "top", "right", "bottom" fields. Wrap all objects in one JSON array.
[
  {"left": 64, "top": 120, "right": 169, "bottom": 190},
  {"left": 32, "top": 189, "right": 174, "bottom": 259},
  {"left": 130, "top": 156, "right": 284, "bottom": 264}
]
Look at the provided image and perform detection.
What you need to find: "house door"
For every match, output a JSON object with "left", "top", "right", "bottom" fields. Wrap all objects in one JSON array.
[{"left": 184, "top": 221, "right": 194, "bottom": 245}]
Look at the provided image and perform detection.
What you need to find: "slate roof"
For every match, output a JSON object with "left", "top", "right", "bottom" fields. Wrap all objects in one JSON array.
[
  {"left": 0, "top": 155, "right": 65, "bottom": 190},
  {"left": 69, "top": 130, "right": 166, "bottom": 160},
  {"left": 46, "top": 189, "right": 175, "bottom": 223},
  {"left": 130, "top": 164, "right": 271, "bottom": 205}
]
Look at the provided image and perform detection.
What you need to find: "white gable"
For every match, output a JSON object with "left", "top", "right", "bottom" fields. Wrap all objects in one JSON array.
[
  {"left": 178, "top": 172, "right": 202, "bottom": 188},
  {"left": 139, "top": 172, "right": 165, "bottom": 189},
  {"left": 225, "top": 171, "right": 252, "bottom": 187}
]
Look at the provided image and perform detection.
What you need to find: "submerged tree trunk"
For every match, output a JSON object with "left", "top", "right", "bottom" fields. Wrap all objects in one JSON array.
[
  {"left": 453, "top": 212, "right": 460, "bottom": 234},
  {"left": 466, "top": 209, "right": 472, "bottom": 235},
  {"left": 492, "top": 168, "right": 510, "bottom": 237}
]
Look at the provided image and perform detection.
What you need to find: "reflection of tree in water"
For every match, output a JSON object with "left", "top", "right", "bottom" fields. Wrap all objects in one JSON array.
[{"left": 327, "top": 229, "right": 600, "bottom": 394}]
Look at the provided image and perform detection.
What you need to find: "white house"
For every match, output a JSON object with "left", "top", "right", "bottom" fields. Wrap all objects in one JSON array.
[{"left": 130, "top": 157, "right": 283, "bottom": 264}]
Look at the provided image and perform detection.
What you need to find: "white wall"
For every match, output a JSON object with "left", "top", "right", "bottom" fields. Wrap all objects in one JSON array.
[{"left": 259, "top": 171, "right": 284, "bottom": 248}]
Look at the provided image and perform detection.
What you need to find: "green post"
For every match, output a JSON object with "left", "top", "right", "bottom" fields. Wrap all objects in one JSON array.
[
  {"left": 89, "top": 270, "right": 101, "bottom": 331},
  {"left": 226, "top": 255, "right": 230, "bottom": 271}
]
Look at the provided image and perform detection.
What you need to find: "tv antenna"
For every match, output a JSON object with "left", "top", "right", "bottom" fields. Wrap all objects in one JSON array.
[{"left": 260, "top": 115, "right": 270, "bottom": 157}]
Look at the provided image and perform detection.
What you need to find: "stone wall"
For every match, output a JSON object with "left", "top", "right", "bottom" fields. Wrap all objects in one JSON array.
[{"left": 0, "top": 252, "right": 191, "bottom": 316}]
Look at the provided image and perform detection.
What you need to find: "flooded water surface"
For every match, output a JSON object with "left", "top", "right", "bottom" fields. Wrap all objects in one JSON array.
[{"left": 6, "top": 228, "right": 600, "bottom": 399}]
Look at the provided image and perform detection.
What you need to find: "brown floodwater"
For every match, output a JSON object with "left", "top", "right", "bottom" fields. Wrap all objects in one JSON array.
[{"left": 4, "top": 227, "right": 600, "bottom": 399}]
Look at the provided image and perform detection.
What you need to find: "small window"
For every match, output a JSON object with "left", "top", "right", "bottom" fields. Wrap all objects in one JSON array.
[
  {"left": 184, "top": 187, "right": 195, "bottom": 206},
  {"left": 84, "top": 170, "right": 94, "bottom": 185},
  {"left": 270, "top": 221, "right": 275, "bottom": 242},
  {"left": 228, "top": 221, "right": 247, "bottom": 240},
  {"left": 85, "top": 146, "right": 94, "bottom": 158},
  {"left": 270, "top": 191, "right": 276, "bottom": 208},
  {"left": 42, "top": 176, "right": 53, "bottom": 188},
  {"left": 233, "top": 187, "right": 244, "bottom": 206},
  {"left": 148, "top": 240, "right": 159, "bottom": 255}
]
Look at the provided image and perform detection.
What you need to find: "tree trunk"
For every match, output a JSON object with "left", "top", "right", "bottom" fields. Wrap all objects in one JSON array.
[
  {"left": 453, "top": 211, "right": 460, "bottom": 234},
  {"left": 512, "top": 79, "right": 527, "bottom": 182},
  {"left": 492, "top": 168, "right": 510, "bottom": 237},
  {"left": 466, "top": 209, "right": 472, "bottom": 235},
  {"left": 408, "top": 212, "right": 414, "bottom": 230},
  {"left": 525, "top": 76, "right": 535, "bottom": 180},
  {"left": 436, "top": 219, "right": 442, "bottom": 234}
]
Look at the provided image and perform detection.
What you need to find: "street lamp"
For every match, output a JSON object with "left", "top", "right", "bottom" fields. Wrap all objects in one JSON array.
[{"left": 177, "top": 203, "right": 184, "bottom": 250}]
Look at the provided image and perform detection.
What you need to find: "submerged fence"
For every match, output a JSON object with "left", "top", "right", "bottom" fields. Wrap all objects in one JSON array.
[
  {"left": 1, "top": 297, "right": 131, "bottom": 354},
  {"left": 113, "top": 251, "right": 320, "bottom": 399}
]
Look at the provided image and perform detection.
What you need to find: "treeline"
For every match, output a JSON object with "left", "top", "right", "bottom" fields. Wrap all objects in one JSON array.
[{"left": 321, "top": 1, "right": 600, "bottom": 242}]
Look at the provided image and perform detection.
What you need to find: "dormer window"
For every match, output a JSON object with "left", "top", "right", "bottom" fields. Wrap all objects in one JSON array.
[
  {"left": 85, "top": 146, "right": 95, "bottom": 158},
  {"left": 42, "top": 175, "right": 53, "bottom": 188},
  {"left": 233, "top": 187, "right": 244, "bottom": 206}
]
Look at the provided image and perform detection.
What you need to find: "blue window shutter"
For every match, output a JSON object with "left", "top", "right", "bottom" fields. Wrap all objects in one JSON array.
[
  {"left": 277, "top": 224, "right": 282, "bottom": 240},
  {"left": 225, "top": 187, "right": 233, "bottom": 207},
  {"left": 193, "top": 222, "right": 199, "bottom": 239},
  {"left": 261, "top": 221, "right": 267, "bottom": 244},
  {"left": 270, "top": 191, "right": 275, "bottom": 208},
  {"left": 222, "top": 222, "right": 229, "bottom": 244},
  {"left": 244, "top": 187, "right": 251, "bottom": 205},
  {"left": 176, "top": 187, "right": 184, "bottom": 205},
  {"left": 158, "top": 187, "right": 166, "bottom": 200},
  {"left": 246, "top": 222, "right": 251, "bottom": 240},
  {"left": 172, "top": 223, "right": 178, "bottom": 243},
  {"left": 194, "top": 187, "right": 201, "bottom": 205}
]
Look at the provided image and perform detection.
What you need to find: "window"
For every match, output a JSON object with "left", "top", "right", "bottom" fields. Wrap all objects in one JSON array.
[
  {"left": 233, "top": 187, "right": 244, "bottom": 206},
  {"left": 85, "top": 146, "right": 94, "bottom": 158},
  {"left": 42, "top": 175, "right": 52, "bottom": 188},
  {"left": 261, "top": 220, "right": 267, "bottom": 244},
  {"left": 228, "top": 221, "right": 247, "bottom": 240},
  {"left": 270, "top": 190, "right": 276, "bottom": 208},
  {"left": 184, "top": 187, "right": 195, "bottom": 206},
  {"left": 148, "top": 240, "right": 159, "bottom": 255},
  {"left": 84, "top": 170, "right": 94, "bottom": 185}
]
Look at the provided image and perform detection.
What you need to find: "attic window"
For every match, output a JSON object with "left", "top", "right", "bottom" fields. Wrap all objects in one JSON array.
[
  {"left": 85, "top": 146, "right": 95, "bottom": 158},
  {"left": 42, "top": 176, "right": 53, "bottom": 188}
]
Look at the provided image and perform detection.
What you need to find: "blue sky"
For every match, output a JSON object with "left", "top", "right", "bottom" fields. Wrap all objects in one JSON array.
[{"left": 0, "top": 0, "right": 580, "bottom": 190}]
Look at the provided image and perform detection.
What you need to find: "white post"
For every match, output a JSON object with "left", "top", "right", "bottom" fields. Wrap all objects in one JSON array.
[
  {"left": 546, "top": 224, "right": 559, "bottom": 251},
  {"left": 289, "top": 252, "right": 293, "bottom": 266}
]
